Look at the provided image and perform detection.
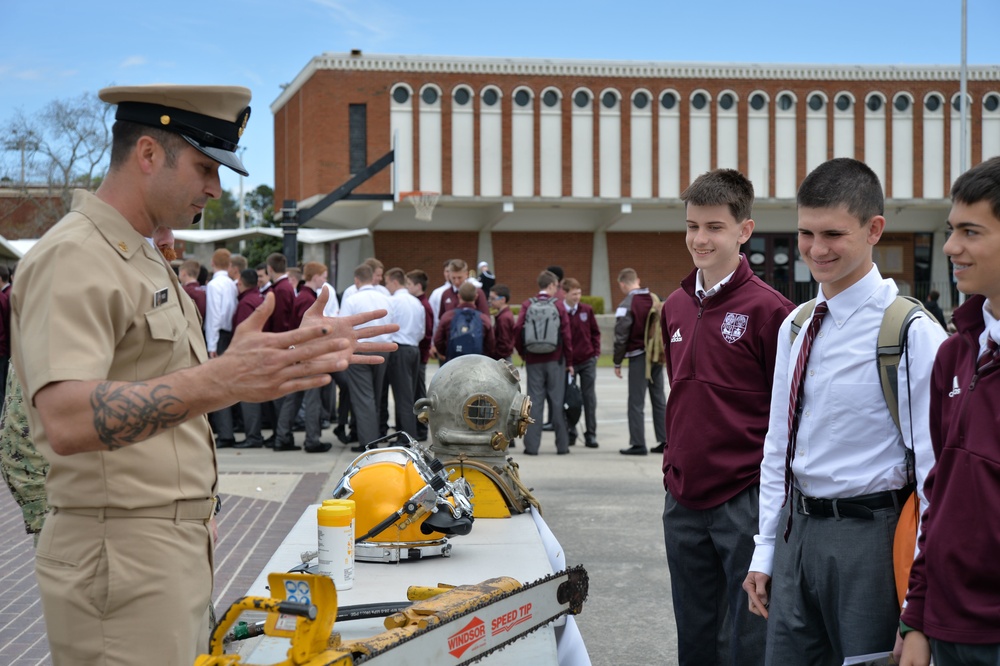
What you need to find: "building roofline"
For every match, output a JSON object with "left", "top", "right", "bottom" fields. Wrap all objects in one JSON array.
[{"left": 271, "top": 51, "right": 1000, "bottom": 113}]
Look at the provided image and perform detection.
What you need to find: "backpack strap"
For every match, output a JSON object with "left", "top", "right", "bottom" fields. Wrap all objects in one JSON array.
[
  {"left": 788, "top": 298, "right": 817, "bottom": 344},
  {"left": 876, "top": 295, "right": 931, "bottom": 433},
  {"left": 789, "top": 295, "right": 928, "bottom": 433}
]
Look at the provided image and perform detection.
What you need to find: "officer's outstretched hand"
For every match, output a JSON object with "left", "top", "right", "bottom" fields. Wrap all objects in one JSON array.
[
  {"left": 302, "top": 287, "right": 399, "bottom": 363},
  {"left": 222, "top": 292, "right": 353, "bottom": 401}
]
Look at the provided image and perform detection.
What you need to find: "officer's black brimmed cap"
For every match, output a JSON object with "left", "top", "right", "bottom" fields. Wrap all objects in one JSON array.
[{"left": 99, "top": 84, "right": 252, "bottom": 176}]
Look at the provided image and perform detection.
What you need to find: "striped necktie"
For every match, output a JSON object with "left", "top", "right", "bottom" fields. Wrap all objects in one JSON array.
[
  {"left": 782, "top": 301, "right": 828, "bottom": 540},
  {"left": 977, "top": 337, "right": 999, "bottom": 373}
]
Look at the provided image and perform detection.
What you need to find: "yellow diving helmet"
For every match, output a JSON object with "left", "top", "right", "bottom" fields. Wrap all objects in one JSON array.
[{"left": 332, "top": 434, "right": 474, "bottom": 563}]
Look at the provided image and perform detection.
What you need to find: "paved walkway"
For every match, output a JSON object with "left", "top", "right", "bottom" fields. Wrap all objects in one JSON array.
[{"left": 0, "top": 365, "right": 679, "bottom": 665}]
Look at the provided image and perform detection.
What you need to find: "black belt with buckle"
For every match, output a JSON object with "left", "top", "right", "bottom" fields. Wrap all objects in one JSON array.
[{"left": 795, "top": 484, "right": 914, "bottom": 520}]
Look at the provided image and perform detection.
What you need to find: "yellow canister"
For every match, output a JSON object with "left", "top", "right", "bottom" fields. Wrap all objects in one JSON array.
[{"left": 317, "top": 500, "right": 355, "bottom": 589}]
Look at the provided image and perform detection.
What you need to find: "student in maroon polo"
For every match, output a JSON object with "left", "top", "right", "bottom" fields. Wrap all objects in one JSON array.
[
  {"left": 232, "top": 268, "right": 266, "bottom": 449},
  {"left": 562, "top": 277, "right": 601, "bottom": 448},
  {"left": 489, "top": 284, "right": 516, "bottom": 363},
  {"left": 179, "top": 259, "right": 207, "bottom": 322},
  {"left": 265, "top": 252, "right": 295, "bottom": 333}
]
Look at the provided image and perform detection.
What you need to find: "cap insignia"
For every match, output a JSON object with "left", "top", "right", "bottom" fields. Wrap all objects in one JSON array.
[{"left": 237, "top": 107, "right": 250, "bottom": 138}]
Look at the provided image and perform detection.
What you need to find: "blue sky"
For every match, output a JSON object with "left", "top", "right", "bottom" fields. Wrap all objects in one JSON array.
[{"left": 3, "top": 0, "right": 997, "bottom": 195}]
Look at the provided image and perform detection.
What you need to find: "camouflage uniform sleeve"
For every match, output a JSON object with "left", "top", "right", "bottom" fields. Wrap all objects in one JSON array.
[{"left": 0, "top": 364, "right": 49, "bottom": 536}]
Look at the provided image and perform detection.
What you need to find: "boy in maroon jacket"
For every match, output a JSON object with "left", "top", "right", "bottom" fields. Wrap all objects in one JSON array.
[
  {"left": 562, "top": 277, "right": 600, "bottom": 448},
  {"left": 489, "top": 284, "right": 516, "bottom": 363},
  {"left": 179, "top": 259, "right": 207, "bottom": 322},
  {"left": 265, "top": 252, "right": 295, "bottom": 333},
  {"left": 899, "top": 157, "right": 1000, "bottom": 666},
  {"left": 434, "top": 282, "right": 495, "bottom": 362},
  {"left": 232, "top": 269, "right": 266, "bottom": 449},
  {"left": 613, "top": 268, "right": 665, "bottom": 455},
  {"left": 660, "top": 169, "right": 794, "bottom": 666}
]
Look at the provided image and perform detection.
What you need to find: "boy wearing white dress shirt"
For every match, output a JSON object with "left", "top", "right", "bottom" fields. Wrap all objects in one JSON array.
[
  {"left": 742, "top": 158, "right": 947, "bottom": 665},
  {"left": 338, "top": 263, "right": 394, "bottom": 451},
  {"left": 382, "top": 267, "right": 424, "bottom": 438}
]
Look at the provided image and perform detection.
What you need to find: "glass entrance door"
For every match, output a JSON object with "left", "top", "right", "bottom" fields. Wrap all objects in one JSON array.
[{"left": 744, "top": 234, "right": 814, "bottom": 304}]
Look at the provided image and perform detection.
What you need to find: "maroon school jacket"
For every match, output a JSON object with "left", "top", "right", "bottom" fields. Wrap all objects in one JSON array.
[
  {"left": 901, "top": 294, "right": 1000, "bottom": 644},
  {"left": 660, "top": 257, "right": 794, "bottom": 509}
]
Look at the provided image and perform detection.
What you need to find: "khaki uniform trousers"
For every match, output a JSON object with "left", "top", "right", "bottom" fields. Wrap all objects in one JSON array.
[{"left": 35, "top": 506, "right": 213, "bottom": 666}]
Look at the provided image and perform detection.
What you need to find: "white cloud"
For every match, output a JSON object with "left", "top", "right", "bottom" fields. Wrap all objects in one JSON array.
[
  {"left": 119, "top": 55, "right": 148, "bottom": 69},
  {"left": 308, "top": 0, "right": 395, "bottom": 42},
  {"left": 14, "top": 69, "right": 44, "bottom": 81}
]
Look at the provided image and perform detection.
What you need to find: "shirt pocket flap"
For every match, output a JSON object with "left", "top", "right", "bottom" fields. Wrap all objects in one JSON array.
[{"left": 144, "top": 302, "right": 185, "bottom": 343}]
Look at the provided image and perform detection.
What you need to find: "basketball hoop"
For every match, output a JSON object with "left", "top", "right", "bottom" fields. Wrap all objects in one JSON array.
[{"left": 400, "top": 191, "right": 440, "bottom": 221}]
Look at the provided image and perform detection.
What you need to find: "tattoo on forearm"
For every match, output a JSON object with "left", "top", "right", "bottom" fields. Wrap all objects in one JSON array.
[{"left": 91, "top": 382, "right": 189, "bottom": 450}]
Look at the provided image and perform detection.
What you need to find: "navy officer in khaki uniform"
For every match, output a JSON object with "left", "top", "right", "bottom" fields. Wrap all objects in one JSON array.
[{"left": 10, "top": 84, "right": 396, "bottom": 666}]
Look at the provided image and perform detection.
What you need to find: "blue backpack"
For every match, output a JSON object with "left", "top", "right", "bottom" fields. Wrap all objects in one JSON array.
[{"left": 446, "top": 309, "right": 484, "bottom": 361}]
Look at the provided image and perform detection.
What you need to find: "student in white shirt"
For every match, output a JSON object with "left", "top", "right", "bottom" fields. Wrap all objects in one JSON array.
[
  {"left": 204, "top": 248, "right": 239, "bottom": 447},
  {"left": 338, "top": 263, "right": 394, "bottom": 451},
  {"left": 382, "top": 267, "right": 425, "bottom": 438},
  {"left": 340, "top": 257, "right": 390, "bottom": 305},
  {"left": 742, "top": 158, "right": 947, "bottom": 665}
]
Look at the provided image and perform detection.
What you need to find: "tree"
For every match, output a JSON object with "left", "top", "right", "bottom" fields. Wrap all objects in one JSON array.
[
  {"left": 242, "top": 236, "right": 286, "bottom": 269},
  {"left": 201, "top": 189, "right": 240, "bottom": 229},
  {"left": 1, "top": 92, "right": 112, "bottom": 236},
  {"left": 244, "top": 184, "right": 276, "bottom": 228},
  {"left": 239, "top": 184, "right": 284, "bottom": 266}
]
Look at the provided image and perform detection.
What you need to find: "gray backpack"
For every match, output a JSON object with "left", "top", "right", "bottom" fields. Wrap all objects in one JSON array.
[{"left": 523, "top": 297, "right": 561, "bottom": 354}]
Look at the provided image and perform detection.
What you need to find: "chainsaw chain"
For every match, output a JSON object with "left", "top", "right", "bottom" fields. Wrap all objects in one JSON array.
[{"left": 353, "top": 565, "right": 589, "bottom": 665}]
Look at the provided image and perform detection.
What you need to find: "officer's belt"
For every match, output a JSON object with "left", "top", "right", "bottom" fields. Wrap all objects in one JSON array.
[{"left": 52, "top": 498, "right": 216, "bottom": 522}]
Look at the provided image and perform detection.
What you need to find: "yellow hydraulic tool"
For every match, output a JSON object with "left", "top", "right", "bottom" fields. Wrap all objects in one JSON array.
[
  {"left": 195, "top": 572, "right": 349, "bottom": 666},
  {"left": 193, "top": 566, "right": 589, "bottom": 666}
]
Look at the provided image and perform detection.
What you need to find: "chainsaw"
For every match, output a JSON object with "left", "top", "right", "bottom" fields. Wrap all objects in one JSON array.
[{"left": 194, "top": 565, "right": 588, "bottom": 666}]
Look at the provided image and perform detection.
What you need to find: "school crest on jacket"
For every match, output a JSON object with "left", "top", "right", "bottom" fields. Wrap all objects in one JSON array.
[{"left": 721, "top": 312, "right": 749, "bottom": 343}]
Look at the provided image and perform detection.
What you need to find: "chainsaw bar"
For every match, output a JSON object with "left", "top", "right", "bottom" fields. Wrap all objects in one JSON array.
[{"left": 354, "top": 565, "right": 589, "bottom": 665}]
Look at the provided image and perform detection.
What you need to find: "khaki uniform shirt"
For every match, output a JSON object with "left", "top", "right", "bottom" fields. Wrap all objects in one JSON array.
[{"left": 10, "top": 190, "right": 216, "bottom": 510}]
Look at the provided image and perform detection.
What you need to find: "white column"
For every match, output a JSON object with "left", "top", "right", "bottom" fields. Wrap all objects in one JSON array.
[
  {"left": 418, "top": 85, "right": 442, "bottom": 192},
  {"left": 390, "top": 84, "right": 414, "bottom": 194},
  {"left": 572, "top": 89, "right": 594, "bottom": 198},
  {"left": 658, "top": 90, "right": 681, "bottom": 198},
  {"left": 891, "top": 93, "right": 914, "bottom": 199}
]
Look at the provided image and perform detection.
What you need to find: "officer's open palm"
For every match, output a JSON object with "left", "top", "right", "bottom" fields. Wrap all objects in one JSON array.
[
  {"left": 223, "top": 292, "right": 354, "bottom": 401},
  {"left": 301, "top": 288, "right": 399, "bottom": 363}
]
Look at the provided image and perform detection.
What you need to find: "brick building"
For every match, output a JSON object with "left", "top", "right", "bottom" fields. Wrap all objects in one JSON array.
[
  {"left": 273, "top": 52, "right": 1000, "bottom": 309},
  {"left": 0, "top": 187, "right": 67, "bottom": 240}
]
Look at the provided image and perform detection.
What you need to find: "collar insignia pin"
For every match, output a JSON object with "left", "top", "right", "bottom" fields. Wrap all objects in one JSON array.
[{"left": 118, "top": 241, "right": 128, "bottom": 252}]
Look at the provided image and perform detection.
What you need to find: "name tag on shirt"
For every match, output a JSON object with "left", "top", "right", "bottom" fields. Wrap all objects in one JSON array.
[{"left": 154, "top": 288, "right": 169, "bottom": 308}]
